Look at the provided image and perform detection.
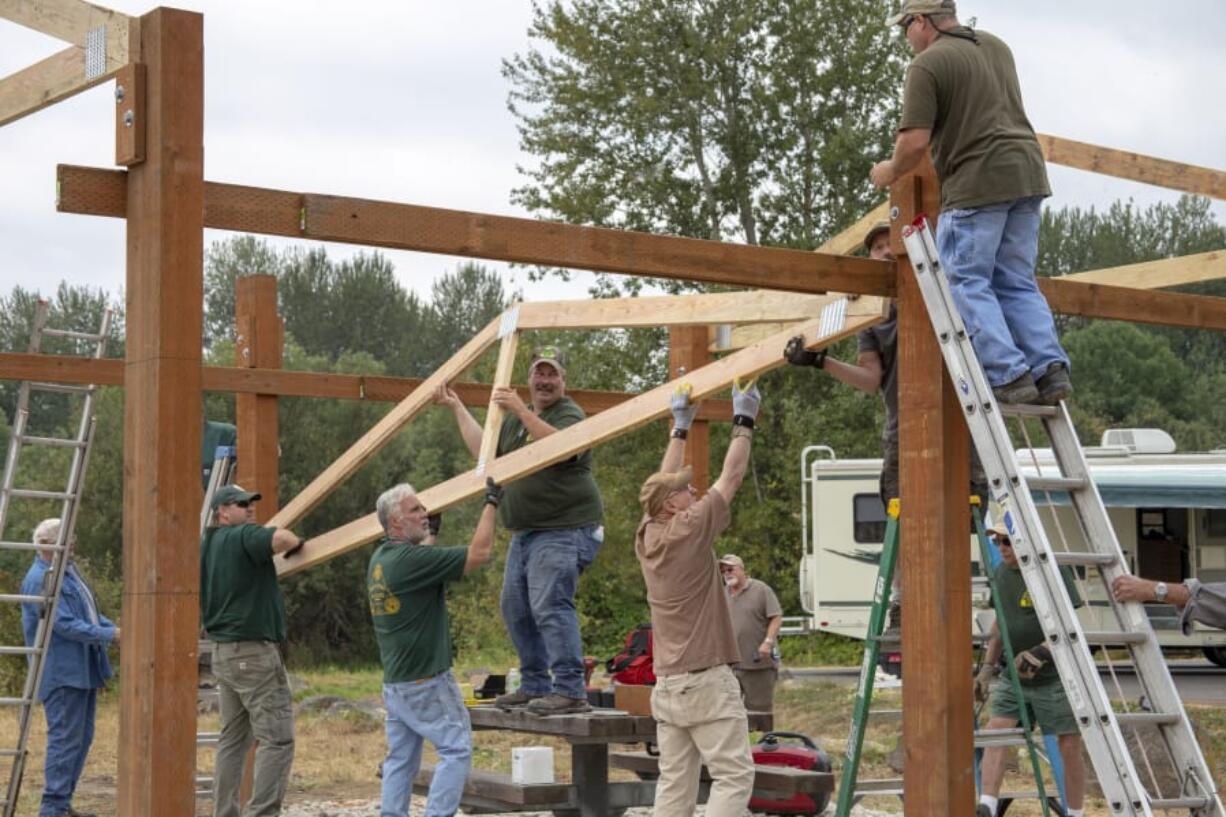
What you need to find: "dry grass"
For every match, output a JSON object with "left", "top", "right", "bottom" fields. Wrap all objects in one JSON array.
[{"left": 1, "top": 671, "right": 1223, "bottom": 815}]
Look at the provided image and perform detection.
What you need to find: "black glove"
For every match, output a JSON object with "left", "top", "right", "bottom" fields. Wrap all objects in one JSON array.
[
  {"left": 484, "top": 478, "right": 504, "bottom": 508},
  {"left": 283, "top": 536, "right": 306, "bottom": 559},
  {"left": 427, "top": 513, "right": 442, "bottom": 537},
  {"left": 1013, "top": 644, "right": 1052, "bottom": 681},
  {"left": 783, "top": 335, "right": 827, "bottom": 369}
]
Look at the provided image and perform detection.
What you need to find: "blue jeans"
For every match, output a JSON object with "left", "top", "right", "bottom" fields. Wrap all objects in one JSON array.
[
  {"left": 937, "top": 196, "right": 1068, "bottom": 387},
  {"left": 381, "top": 672, "right": 472, "bottom": 817},
  {"left": 40, "top": 685, "right": 96, "bottom": 817},
  {"left": 501, "top": 525, "right": 603, "bottom": 699}
]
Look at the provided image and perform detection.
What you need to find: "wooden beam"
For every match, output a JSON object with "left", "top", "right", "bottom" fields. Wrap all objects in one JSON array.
[
  {"left": 116, "top": 9, "right": 202, "bottom": 817},
  {"left": 668, "top": 325, "right": 711, "bottom": 490},
  {"left": 710, "top": 295, "right": 890, "bottom": 352},
  {"left": 235, "top": 275, "right": 282, "bottom": 518},
  {"left": 1038, "top": 133, "right": 1226, "bottom": 201},
  {"left": 476, "top": 319, "right": 519, "bottom": 473},
  {"left": 517, "top": 289, "right": 832, "bottom": 330},
  {"left": 267, "top": 316, "right": 504, "bottom": 530},
  {"left": 278, "top": 308, "right": 881, "bottom": 576},
  {"left": 1038, "top": 276, "right": 1226, "bottom": 328},
  {"left": 896, "top": 159, "right": 974, "bottom": 817},
  {"left": 815, "top": 201, "right": 889, "bottom": 255},
  {"left": 0, "top": 45, "right": 105, "bottom": 128},
  {"left": 0, "top": 0, "right": 131, "bottom": 54},
  {"left": 55, "top": 164, "right": 894, "bottom": 297},
  {"left": 1061, "top": 249, "right": 1226, "bottom": 289},
  {"left": 0, "top": 352, "right": 735, "bottom": 420}
]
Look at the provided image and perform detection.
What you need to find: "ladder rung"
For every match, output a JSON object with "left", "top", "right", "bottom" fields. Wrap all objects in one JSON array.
[
  {"left": 1150, "top": 796, "right": 1212, "bottom": 809},
  {"left": 1025, "top": 475, "right": 1086, "bottom": 492},
  {"left": 0, "top": 697, "right": 32, "bottom": 707},
  {"left": 28, "top": 381, "right": 93, "bottom": 395},
  {"left": 974, "top": 728, "right": 1029, "bottom": 749},
  {"left": 1052, "top": 551, "right": 1117, "bottom": 567},
  {"left": 855, "top": 778, "right": 903, "bottom": 795},
  {"left": 0, "top": 749, "right": 21, "bottom": 758},
  {"left": 21, "top": 434, "right": 87, "bottom": 449},
  {"left": 6, "top": 488, "right": 74, "bottom": 501},
  {"left": 0, "top": 541, "right": 65, "bottom": 553},
  {"left": 0, "top": 594, "right": 46, "bottom": 605},
  {"left": 0, "top": 647, "right": 38, "bottom": 655},
  {"left": 1116, "top": 712, "right": 1180, "bottom": 727},
  {"left": 1082, "top": 630, "right": 1148, "bottom": 646},
  {"left": 40, "top": 328, "right": 105, "bottom": 342},
  {"left": 996, "top": 403, "right": 1058, "bottom": 418}
]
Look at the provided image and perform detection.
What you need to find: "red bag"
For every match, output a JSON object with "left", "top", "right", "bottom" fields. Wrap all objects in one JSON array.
[{"left": 605, "top": 623, "right": 655, "bottom": 685}]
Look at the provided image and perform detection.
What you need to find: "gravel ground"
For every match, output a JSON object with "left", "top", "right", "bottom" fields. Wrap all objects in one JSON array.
[{"left": 282, "top": 795, "right": 898, "bottom": 817}]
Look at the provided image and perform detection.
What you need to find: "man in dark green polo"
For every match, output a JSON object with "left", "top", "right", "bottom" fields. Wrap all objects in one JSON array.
[{"left": 200, "top": 485, "right": 304, "bottom": 817}]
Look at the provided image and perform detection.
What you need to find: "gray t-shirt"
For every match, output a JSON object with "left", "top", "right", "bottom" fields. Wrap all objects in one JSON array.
[
  {"left": 857, "top": 301, "right": 898, "bottom": 446},
  {"left": 727, "top": 578, "right": 782, "bottom": 671}
]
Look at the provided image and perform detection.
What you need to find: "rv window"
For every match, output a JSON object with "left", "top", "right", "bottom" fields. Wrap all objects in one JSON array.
[
  {"left": 1208, "top": 509, "right": 1226, "bottom": 539},
  {"left": 853, "top": 494, "right": 888, "bottom": 543}
]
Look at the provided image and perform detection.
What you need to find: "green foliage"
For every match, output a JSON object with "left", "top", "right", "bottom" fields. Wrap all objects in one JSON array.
[{"left": 503, "top": 0, "right": 907, "bottom": 292}]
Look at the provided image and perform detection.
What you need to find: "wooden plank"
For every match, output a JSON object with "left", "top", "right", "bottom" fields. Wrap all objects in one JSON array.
[
  {"left": 235, "top": 275, "right": 282, "bottom": 519},
  {"left": 896, "top": 160, "right": 974, "bottom": 817},
  {"left": 1061, "top": 249, "right": 1226, "bottom": 289},
  {"left": 267, "top": 316, "right": 503, "bottom": 529},
  {"left": 1038, "top": 133, "right": 1226, "bottom": 201},
  {"left": 114, "top": 61, "right": 145, "bottom": 166},
  {"left": 1038, "top": 277, "right": 1226, "bottom": 328},
  {"left": 815, "top": 200, "right": 890, "bottom": 255},
  {"left": 278, "top": 310, "right": 881, "bottom": 576},
  {"left": 116, "top": 9, "right": 202, "bottom": 817},
  {"left": 475, "top": 323, "right": 519, "bottom": 473},
  {"left": 668, "top": 325, "right": 710, "bottom": 491},
  {"left": 0, "top": 44, "right": 110, "bottom": 128},
  {"left": 0, "top": 0, "right": 131, "bottom": 54},
  {"left": 53, "top": 165, "right": 895, "bottom": 297},
  {"left": 414, "top": 767, "right": 575, "bottom": 808},
  {"left": 0, "top": 352, "right": 735, "bottom": 419},
  {"left": 517, "top": 289, "right": 831, "bottom": 330},
  {"left": 711, "top": 294, "right": 889, "bottom": 352},
  {"left": 469, "top": 705, "right": 645, "bottom": 739}
]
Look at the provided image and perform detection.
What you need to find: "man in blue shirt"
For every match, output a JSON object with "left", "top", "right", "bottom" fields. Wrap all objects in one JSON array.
[{"left": 20, "top": 518, "right": 119, "bottom": 817}]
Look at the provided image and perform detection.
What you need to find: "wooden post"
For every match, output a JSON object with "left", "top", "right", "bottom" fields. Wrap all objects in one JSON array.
[
  {"left": 235, "top": 275, "right": 283, "bottom": 519},
  {"left": 668, "top": 325, "right": 711, "bottom": 490},
  {"left": 117, "top": 8, "right": 204, "bottom": 817},
  {"left": 895, "top": 159, "right": 975, "bottom": 816}
]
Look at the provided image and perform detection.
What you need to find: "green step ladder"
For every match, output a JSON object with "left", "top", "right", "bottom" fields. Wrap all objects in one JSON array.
[{"left": 833, "top": 497, "right": 1052, "bottom": 817}]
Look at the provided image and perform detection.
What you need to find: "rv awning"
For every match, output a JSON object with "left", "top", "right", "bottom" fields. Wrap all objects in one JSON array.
[{"left": 1022, "top": 464, "right": 1226, "bottom": 509}]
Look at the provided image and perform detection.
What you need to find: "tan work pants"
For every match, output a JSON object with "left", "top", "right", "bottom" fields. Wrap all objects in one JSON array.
[{"left": 650, "top": 664, "right": 755, "bottom": 817}]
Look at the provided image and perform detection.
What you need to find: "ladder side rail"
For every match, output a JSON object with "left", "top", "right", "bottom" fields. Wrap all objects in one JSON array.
[{"left": 903, "top": 223, "right": 1154, "bottom": 815}]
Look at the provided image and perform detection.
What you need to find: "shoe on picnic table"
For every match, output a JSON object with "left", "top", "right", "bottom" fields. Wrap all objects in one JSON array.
[
  {"left": 495, "top": 689, "right": 543, "bottom": 708},
  {"left": 526, "top": 693, "right": 591, "bottom": 715}
]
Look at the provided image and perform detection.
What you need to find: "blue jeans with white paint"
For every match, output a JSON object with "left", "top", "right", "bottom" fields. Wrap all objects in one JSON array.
[
  {"left": 937, "top": 196, "right": 1069, "bottom": 387},
  {"left": 501, "top": 525, "right": 603, "bottom": 699},
  {"left": 380, "top": 672, "right": 471, "bottom": 817}
]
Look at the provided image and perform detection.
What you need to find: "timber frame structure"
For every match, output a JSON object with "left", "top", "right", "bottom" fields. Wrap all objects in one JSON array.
[{"left": 3, "top": 3, "right": 1226, "bottom": 815}]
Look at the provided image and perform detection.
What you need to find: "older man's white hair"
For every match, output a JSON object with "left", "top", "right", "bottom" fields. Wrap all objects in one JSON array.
[
  {"left": 32, "top": 518, "right": 63, "bottom": 546},
  {"left": 376, "top": 483, "right": 418, "bottom": 533}
]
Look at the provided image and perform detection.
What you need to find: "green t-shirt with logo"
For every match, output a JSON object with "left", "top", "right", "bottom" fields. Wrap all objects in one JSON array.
[
  {"left": 200, "top": 524, "right": 285, "bottom": 643},
  {"left": 899, "top": 28, "right": 1050, "bottom": 211},
  {"left": 992, "top": 562, "right": 1082, "bottom": 686},
  {"left": 496, "top": 396, "right": 604, "bottom": 531},
  {"left": 367, "top": 539, "right": 468, "bottom": 683}
]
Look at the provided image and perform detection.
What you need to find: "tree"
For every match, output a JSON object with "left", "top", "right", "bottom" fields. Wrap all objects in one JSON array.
[
  {"left": 417, "top": 262, "right": 513, "bottom": 375},
  {"left": 504, "top": 0, "right": 906, "bottom": 292}
]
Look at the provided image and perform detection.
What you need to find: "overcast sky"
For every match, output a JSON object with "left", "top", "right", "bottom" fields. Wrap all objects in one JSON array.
[{"left": 1, "top": 1, "right": 1223, "bottom": 309}]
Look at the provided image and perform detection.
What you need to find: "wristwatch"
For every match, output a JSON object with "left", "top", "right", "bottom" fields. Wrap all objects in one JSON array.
[{"left": 1154, "top": 581, "right": 1169, "bottom": 602}]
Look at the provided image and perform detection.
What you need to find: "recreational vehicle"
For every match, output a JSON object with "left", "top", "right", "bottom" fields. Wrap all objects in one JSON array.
[{"left": 792, "top": 429, "right": 1226, "bottom": 664}]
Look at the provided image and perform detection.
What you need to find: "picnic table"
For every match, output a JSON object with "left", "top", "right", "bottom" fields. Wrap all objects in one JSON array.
[{"left": 413, "top": 704, "right": 783, "bottom": 817}]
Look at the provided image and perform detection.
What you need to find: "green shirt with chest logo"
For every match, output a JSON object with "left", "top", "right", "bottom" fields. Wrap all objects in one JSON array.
[
  {"left": 200, "top": 524, "right": 284, "bottom": 643},
  {"left": 992, "top": 562, "right": 1082, "bottom": 685},
  {"left": 367, "top": 539, "right": 468, "bottom": 683},
  {"left": 496, "top": 396, "right": 604, "bottom": 531}
]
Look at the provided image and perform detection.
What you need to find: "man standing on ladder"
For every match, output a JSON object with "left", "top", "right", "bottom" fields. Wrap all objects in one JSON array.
[
  {"left": 975, "top": 524, "right": 1086, "bottom": 817},
  {"left": 20, "top": 518, "right": 119, "bottom": 817},
  {"left": 869, "top": 0, "right": 1073, "bottom": 406}
]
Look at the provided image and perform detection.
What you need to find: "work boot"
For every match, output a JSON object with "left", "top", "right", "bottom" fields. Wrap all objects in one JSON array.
[
  {"left": 1035, "top": 362, "right": 1073, "bottom": 405},
  {"left": 494, "top": 689, "right": 543, "bottom": 708},
  {"left": 991, "top": 372, "right": 1039, "bottom": 405},
  {"left": 976, "top": 803, "right": 994, "bottom": 817},
  {"left": 526, "top": 693, "right": 591, "bottom": 715},
  {"left": 885, "top": 602, "right": 902, "bottom": 636}
]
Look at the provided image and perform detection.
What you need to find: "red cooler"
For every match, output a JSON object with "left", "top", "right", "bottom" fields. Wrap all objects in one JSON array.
[{"left": 749, "top": 731, "right": 831, "bottom": 816}]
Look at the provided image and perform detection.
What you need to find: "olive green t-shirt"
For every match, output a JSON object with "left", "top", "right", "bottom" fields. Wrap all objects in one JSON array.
[
  {"left": 367, "top": 539, "right": 468, "bottom": 683},
  {"left": 899, "top": 28, "right": 1050, "bottom": 211},
  {"left": 496, "top": 396, "right": 603, "bottom": 531},
  {"left": 992, "top": 563, "right": 1082, "bottom": 686},
  {"left": 727, "top": 578, "right": 783, "bottom": 671},
  {"left": 200, "top": 524, "right": 285, "bottom": 643}
]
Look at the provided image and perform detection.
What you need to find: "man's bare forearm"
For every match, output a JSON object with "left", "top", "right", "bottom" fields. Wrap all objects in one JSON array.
[
  {"left": 660, "top": 436, "right": 686, "bottom": 473},
  {"left": 711, "top": 434, "right": 751, "bottom": 501}
]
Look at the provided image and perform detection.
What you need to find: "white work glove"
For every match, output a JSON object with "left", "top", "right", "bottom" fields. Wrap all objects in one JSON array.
[
  {"left": 731, "top": 380, "right": 761, "bottom": 421},
  {"left": 670, "top": 383, "right": 698, "bottom": 431}
]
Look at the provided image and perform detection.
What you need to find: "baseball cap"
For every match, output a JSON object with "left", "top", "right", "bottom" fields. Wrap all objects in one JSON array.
[
  {"left": 986, "top": 522, "right": 1011, "bottom": 541},
  {"left": 863, "top": 221, "right": 891, "bottom": 251},
  {"left": 211, "top": 484, "right": 262, "bottom": 509},
  {"left": 639, "top": 465, "right": 693, "bottom": 517},
  {"left": 886, "top": 0, "right": 956, "bottom": 26},
  {"left": 530, "top": 345, "right": 567, "bottom": 376},
  {"left": 718, "top": 554, "right": 745, "bottom": 569}
]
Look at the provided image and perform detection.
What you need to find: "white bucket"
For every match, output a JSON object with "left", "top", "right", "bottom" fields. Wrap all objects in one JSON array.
[{"left": 511, "top": 746, "right": 555, "bottom": 784}]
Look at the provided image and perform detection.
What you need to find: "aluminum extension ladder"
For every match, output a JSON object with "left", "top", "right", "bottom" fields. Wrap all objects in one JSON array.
[
  {"left": 902, "top": 216, "right": 1222, "bottom": 815},
  {"left": 0, "top": 300, "right": 111, "bottom": 817},
  {"left": 195, "top": 443, "right": 237, "bottom": 801},
  {"left": 834, "top": 498, "right": 1056, "bottom": 817}
]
